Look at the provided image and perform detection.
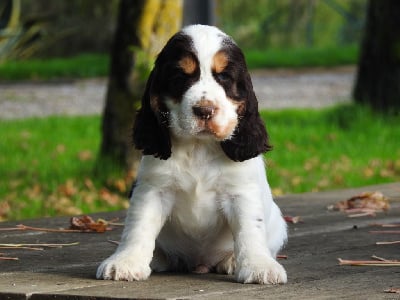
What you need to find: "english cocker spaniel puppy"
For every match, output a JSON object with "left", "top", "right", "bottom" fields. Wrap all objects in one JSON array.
[{"left": 97, "top": 25, "right": 287, "bottom": 284}]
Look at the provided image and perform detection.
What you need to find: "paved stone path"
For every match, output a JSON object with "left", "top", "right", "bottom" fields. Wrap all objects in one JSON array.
[
  {"left": 0, "top": 67, "right": 355, "bottom": 119},
  {"left": 0, "top": 183, "right": 399, "bottom": 299}
]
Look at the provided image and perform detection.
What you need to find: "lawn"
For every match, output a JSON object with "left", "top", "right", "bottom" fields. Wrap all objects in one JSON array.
[
  {"left": 262, "top": 105, "right": 400, "bottom": 195},
  {"left": 0, "top": 54, "right": 109, "bottom": 81},
  {"left": 0, "top": 104, "right": 399, "bottom": 221}
]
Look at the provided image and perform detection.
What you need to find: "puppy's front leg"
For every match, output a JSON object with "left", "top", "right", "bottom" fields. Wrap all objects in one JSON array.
[
  {"left": 224, "top": 192, "right": 287, "bottom": 285},
  {"left": 97, "top": 185, "right": 172, "bottom": 281}
]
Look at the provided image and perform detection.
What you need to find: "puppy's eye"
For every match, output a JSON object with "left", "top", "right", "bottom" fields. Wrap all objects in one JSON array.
[{"left": 215, "top": 72, "right": 232, "bottom": 82}]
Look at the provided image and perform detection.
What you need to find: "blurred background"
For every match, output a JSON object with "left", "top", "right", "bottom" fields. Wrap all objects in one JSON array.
[
  {"left": 0, "top": 0, "right": 399, "bottom": 221},
  {"left": 1, "top": 0, "right": 364, "bottom": 61}
]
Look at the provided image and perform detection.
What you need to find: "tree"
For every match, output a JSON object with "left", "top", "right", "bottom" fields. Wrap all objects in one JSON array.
[
  {"left": 353, "top": 0, "right": 400, "bottom": 113},
  {"left": 99, "top": 0, "right": 182, "bottom": 175}
]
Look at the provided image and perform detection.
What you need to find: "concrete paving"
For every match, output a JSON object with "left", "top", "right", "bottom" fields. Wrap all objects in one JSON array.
[
  {"left": 1, "top": 182, "right": 399, "bottom": 299},
  {"left": 0, "top": 67, "right": 354, "bottom": 119}
]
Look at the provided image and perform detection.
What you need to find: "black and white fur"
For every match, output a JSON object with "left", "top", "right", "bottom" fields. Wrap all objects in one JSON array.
[{"left": 97, "top": 25, "right": 287, "bottom": 284}]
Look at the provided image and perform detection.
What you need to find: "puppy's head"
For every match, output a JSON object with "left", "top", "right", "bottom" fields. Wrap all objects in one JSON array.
[{"left": 133, "top": 25, "right": 271, "bottom": 162}]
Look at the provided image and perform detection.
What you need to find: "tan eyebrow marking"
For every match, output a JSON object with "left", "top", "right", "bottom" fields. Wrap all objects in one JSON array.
[
  {"left": 178, "top": 55, "right": 197, "bottom": 74},
  {"left": 212, "top": 50, "right": 229, "bottom": 73}
]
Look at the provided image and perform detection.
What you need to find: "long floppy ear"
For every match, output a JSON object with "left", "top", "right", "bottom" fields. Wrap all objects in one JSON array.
[
  {"left": 220, "top": 71, "right": 272, "bottom": 162},
  {"left": 133, "top": 69, "right": 171, "bottom": 160}
]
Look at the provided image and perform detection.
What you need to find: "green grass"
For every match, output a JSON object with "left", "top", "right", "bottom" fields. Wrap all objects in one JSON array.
[
  {"left": 0, "top": 54, "right": 109, "bottom": 81},
  {"left": 1, "top": 104, "right": 399, "bottom": 221},
  {"left": 0, "top": 45, "right": 359, "bottom": 81},
  {"left": 0, "top": 116, "right": 129, "bottom": 221},
  {"left": 262, "top": 105, "right": 400, "bottom": 195}
]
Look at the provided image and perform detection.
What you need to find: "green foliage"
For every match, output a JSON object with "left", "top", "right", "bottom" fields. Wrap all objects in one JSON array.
[
  {"left": 262, "top": 104, "right": 400, "bottom": 195},
  {"left": 0, "top": 54, "right": 109, "bottom": 80},
  {"left": 1, "top": 104, "right": 399, "bottom": 220},
  {"left": 244, "top": 45, "right": 358, "bottom": 69},
  {"left": 219, "top": 0, "right": 367, "bottom": 49}
]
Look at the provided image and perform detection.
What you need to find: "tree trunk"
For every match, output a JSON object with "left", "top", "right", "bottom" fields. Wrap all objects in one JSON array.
[
  {"left": 99, "top": 0, "right": 182, "bottom": 176},
  {"left": 353, "top": 0, "right": 400, "bottom": 113}
]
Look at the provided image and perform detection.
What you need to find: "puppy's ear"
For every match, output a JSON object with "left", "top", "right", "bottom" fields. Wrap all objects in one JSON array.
[
  {"left": 133, "top": 69, "right": 171, "bottom": 160},
  {"left": 221, "top": 71, "right": 271, "bottom": 162}
]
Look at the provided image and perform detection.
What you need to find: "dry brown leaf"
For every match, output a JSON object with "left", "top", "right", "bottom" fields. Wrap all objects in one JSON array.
[
  {"left": 113, "top": 179, "right": 127, "bottom": 193},
  {"left": 272, "top": 188, "right": 284, "bottom": 196},
  {"left": 284, "top": 215, "right": 303, "bottom": 224},
  {"left": 78, "top": 150, "right": 93, "bottom": 161},
  {"left": 329, "top": 191, "right": 389, "bottom": 215},
  {"left": 99, "top": 188, "right": 120, "bottom": 205},
  {"left": 0, "top": 201, "right": 10, "bottom": 221},
  {"left": 55, "top": 144, "right": 66, "bottom": 154},
  {"left": 58, "top": 180, "right": 78, "bottom": 197},
  {"left": 69, "top": 215, "right": 110, "bottom": 233},
  {"left": 24, "top": 184, "right": 42, "bottom": 199},
  {"left": 384, "top": 288, "right": 400, "bottom": 294},
  {"left": 84, "top": 178, "right": 95, "bottom": 190}
]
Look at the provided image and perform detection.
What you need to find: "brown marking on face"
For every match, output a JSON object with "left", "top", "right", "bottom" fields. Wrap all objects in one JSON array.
[
  {"left": 212, "top": 51, "right": 229, "bottom": 73},
  {"left": 207, "top": 118, "right": 238, "bottom": 140},
  {"left": 178, "top": 55, "right": 197, "bottom": 74}
]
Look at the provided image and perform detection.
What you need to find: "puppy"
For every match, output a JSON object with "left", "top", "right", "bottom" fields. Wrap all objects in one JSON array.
[{"left": 97, "top": 24, "right": 287, "bottom": 284}]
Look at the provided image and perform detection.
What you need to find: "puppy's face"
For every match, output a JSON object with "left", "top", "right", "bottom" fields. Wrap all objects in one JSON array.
[
  {"left": 134, "top": 25, "right": 270, "bottom": 162},
  {"left": 153, "top": 26, "right": 247, "bottom": 141}
]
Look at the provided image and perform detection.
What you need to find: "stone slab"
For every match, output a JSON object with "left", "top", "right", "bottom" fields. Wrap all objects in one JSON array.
[{"left": 1, "top": 183, "right": 399, "bottom": 299}]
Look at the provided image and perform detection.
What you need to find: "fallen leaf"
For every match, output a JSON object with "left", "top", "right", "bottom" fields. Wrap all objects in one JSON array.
[
  {"left": 0, "top": 201, "right": 10, "bottom": 221},
  {"left": 384, "top": 288, "right": 400, "bottom": 294},
  {"left": 24, "top": 184, "right": 42, "bottom": 199},
  {"left": 69, "top": 215, "right": 110, "bottom": 233},
  {"left": 55, "top": 144, "right": 66, "bottom": 154},
  {"left": 272, "top": 188, "right": 284, "bottom": 196},
  {"left": 84, "top": 178, "right": 95, "bottom": 190},
  {"left": 113, "top": 179, "right": 127, "bottom": 193},
  {"left": 78, "top": 150, "right": 93, "bottom": 161},
  {"left": 99, "top": 188, "right": 120, "bottom": 205},
  {"left": 58, "top": 180, "right": 78, "bottom": 197},
  {"left": 329, "top": 191, "right": 389, "bottom": 215},
  {"left": 363, "top": 167, "right": 374, "bottom": 178},
  {"left": 284, "top": 215, "right": 302, "bottom": 224}
]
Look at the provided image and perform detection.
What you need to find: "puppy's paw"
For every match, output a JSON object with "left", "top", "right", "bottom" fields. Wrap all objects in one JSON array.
[
  {"left": 236, "top": 256, "right": 287, "bottom": 284},
  {"left": 96, "top": 253, "right": 151, "bottom": 281}
]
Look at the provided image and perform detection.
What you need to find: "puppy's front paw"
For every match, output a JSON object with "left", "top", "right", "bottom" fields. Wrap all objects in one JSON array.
[
  {"left": 96, "top": 253, "right": 151, "bottom": 281},
  {"left": 236, "top": 256, "right": 287, "bottom": 284}
]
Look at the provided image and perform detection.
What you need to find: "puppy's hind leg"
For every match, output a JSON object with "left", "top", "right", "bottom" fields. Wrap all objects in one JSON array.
[{"left": 215, "top": 252, "right": 235, "bottom": 275}]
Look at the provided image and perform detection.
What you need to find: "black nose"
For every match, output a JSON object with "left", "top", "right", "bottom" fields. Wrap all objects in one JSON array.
[{"left": 192, "top": 105, "right": 216, "bottom": 120}]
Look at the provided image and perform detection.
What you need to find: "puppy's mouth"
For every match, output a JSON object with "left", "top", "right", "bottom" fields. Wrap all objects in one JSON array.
[
  {"left": 195, "top": 119, "right": 236, "bottom": 141},
  {"left": 196, "top": 120, "right": 218, "bottom": 137}
]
